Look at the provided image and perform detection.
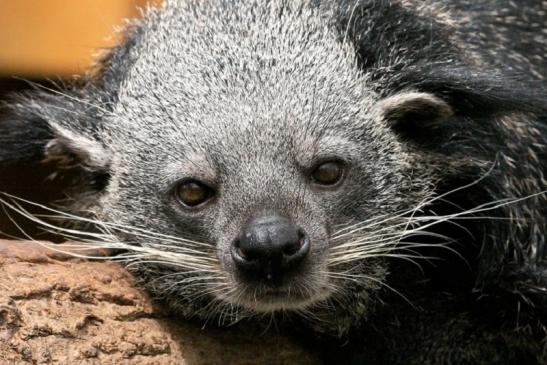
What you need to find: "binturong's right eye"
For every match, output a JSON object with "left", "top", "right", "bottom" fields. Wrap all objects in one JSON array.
[{"left": 175, "top": 180, "right": 215, "bottom": 208}]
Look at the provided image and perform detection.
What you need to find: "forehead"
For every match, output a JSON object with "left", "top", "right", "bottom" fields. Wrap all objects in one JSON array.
[
  {"left": 110, "top": 1, "right": 380, "bottom": 165},
  {"left": 115, "top": 3, "right": 372, "bottom": 117}
]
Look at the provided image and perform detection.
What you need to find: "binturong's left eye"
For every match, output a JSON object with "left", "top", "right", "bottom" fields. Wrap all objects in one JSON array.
[
  {"left": 176, "top": 180, "right": 215, "bottom": 207},
  {"left": 310, "top": 160, "right": 345, "bottom": 186}
]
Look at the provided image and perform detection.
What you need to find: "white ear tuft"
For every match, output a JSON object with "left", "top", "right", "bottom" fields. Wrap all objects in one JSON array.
[
  {"left": 377, "top": 91, "right": 453, "bottom": 128},
  {"left": 44, "top": 124, "right": 110, "bottom": 171}
]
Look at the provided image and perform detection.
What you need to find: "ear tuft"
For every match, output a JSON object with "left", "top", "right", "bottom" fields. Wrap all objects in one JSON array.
[
  {"left": 376, "top": 92, "right": 454, "bottom": 142},
  {"left": 44, "top": 124, "right": 110, "bottom": 171},
  {"left": 378, "top": 92, "right": 453, "bottom": 127},
  {"left": 1, "top": 94, "right": 110, "bottom": 175}
]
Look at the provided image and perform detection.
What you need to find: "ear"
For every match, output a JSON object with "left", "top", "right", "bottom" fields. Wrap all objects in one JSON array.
[
  {"left": 43, "top": 123, "right": 111, "bottom": 171},
  {"left": 0, "top": 96, "right": 110, "bottom": 174},
  {"left": 375, "top": 91, "right": 454, "bottom": 142}
]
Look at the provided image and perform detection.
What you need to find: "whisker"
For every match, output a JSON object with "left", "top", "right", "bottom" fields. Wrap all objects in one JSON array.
[
  {"left": 321, "top": 270, "right": 416, "bottom": 308},
  {"left": 1, "top": 192, "right": 211, "bottom": 248}
]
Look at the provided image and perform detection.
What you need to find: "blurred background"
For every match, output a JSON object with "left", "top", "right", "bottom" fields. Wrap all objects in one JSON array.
[
  {"left": 0, "top": 0, "right": 161, "bottom": 239},
  {"left": 0, "top": 0, "right": 161, "bottom": 78}
]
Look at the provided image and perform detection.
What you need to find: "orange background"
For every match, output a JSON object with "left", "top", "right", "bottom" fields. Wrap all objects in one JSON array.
[{"left": 0, "top": 0, "right": 162, "bottom": 78}]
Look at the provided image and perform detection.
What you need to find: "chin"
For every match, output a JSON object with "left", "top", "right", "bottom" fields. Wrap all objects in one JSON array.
[{"left": 222, "top": 279, "right": 334, "bottom": 313}]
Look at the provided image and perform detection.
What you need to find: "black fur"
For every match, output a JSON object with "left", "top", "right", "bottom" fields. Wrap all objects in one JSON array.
[{"left": 0, "top": 102, "right": 53, "bottom": 165}]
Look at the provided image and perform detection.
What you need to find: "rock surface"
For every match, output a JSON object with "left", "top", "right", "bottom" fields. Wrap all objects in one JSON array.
[{"left": 0, "top": 240, "right": 320, "bottom": 364}]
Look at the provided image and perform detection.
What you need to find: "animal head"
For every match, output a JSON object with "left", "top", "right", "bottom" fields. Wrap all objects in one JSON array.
[{"left": 1, "top": 0, "right": 545, "bottom": 333}]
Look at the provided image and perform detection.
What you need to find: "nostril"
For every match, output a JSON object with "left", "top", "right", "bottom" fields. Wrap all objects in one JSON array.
[
  {"left": 233, "top": 239, "right": 245, "bottom": 259},
  {"left": 282, "top": 245, "right": 298, "bottom": 256},
  {"left": 282, "top": 229, "right": 306, "bottom": 256},
  {"left": 233, "top": 239, "right": 247, "bottom": 260},
  {"left": 232, "top": 238, "right": 259, "bottom": 262}
]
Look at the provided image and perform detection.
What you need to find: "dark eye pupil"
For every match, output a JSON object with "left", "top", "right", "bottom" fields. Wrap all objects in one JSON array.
[
  {"left": 177, "top": 181, "right": 211, "bottom": 206},
  {"left": 312, "top": 161, "right": 343, "bottom": 185}
]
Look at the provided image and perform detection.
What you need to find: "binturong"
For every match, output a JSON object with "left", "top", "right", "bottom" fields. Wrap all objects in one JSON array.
[{"left": 1, "top": 1, "right": 546, "bottom": 363}]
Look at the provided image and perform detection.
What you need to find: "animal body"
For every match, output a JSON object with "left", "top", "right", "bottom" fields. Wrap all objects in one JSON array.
[{"left": 0, "top": 1, "right": 546, "bottom": 363}]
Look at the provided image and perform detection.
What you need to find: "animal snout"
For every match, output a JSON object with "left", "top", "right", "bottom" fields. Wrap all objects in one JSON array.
[{"left": 231, "top": 213, "right": 310, "bottom": 283}]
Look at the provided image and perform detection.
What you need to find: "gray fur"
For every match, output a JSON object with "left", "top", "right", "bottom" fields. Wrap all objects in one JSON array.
[{"left": 0, "top": 1, "right": 546, "bottom": 363}]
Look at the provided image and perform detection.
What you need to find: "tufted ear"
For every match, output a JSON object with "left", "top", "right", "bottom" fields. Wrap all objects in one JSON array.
[
  {"left": 0, "top": 95, "right": 110, "bottom": 174},
  {"left": 376, "top": 91, "right": 454, "bottom": 141},
  {"left": 42, "top": 123, "right": 111, "bottom": 172}
]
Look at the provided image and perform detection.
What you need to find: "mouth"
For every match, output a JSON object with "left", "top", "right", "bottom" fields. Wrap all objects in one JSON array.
[{"left": 224, "top": 280, "right": 333, "bottom": 313}]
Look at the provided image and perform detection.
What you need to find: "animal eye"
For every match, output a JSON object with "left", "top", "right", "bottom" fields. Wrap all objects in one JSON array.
[
  {"left": 310, "top": 161, "right": 345, "bottom": 186},
  {"left": 176, "top": 180, "right": 214, "bottom": 207}
]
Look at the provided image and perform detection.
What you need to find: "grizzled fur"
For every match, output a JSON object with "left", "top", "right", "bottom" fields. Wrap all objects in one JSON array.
[{"left": 1, "top": 1, "right": 546, "bottom": 364}]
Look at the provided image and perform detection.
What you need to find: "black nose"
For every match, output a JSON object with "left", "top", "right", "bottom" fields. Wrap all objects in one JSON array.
[{"left": 231, "top": 214, "right": 310, "bottom": 282}]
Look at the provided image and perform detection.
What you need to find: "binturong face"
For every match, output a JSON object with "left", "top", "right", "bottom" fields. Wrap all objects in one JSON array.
[
  {"left": 88, "top": 0, "right": 454, "bottom": 326},
  {"left": 102, "top": 81, "right": 440, "bottom": 323}
]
